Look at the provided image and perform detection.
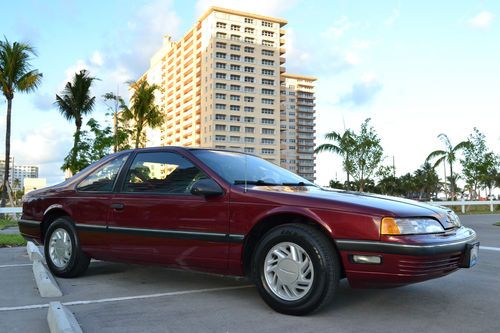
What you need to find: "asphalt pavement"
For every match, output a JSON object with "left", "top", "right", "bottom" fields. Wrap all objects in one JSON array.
[{"left": 0, "top": 214, "right": 499, "bottom": 333}]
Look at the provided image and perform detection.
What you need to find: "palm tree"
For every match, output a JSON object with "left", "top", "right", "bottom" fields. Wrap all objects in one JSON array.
[
  {"left": 122, "top": 80, "right": 162, "bottom": 149},
  {"left": 426, "top": 133, "right": 469, "bottom": 200},
  {"left": 55, "top": 70, "right": 98, "bottom": 174},
  {"left": 315, "top": 129, "right": 355, "bottom": 184},
  {"left": 0, "top": 38, "right": 42, "bottom": 207}
]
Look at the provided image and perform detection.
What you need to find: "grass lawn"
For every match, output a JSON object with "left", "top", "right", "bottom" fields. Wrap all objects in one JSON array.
[
  {"left": 0, "top": 218, "right": 18, "bottom": 230},
  {"left": 0, "top": 234, "right": 26, "bottom": 247},
  {"left": 494, "top": 222, "right": 500, "bottom": 227}
]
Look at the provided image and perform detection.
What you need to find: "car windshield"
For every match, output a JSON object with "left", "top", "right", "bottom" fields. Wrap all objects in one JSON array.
[{"left": 191, "top": 150, "right": 316, "bottom": 186}]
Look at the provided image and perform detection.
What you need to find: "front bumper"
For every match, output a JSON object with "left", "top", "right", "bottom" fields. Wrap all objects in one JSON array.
[{"left": 336, "top": 227, "right": 478, "bottom": 288}]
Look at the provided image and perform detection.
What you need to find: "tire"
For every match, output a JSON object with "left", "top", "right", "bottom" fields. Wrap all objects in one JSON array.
[
  {"left": 252, "top": 223, "right": 341, "bottom": 315},
  {"left": 44, "top": 216, "right": 90, "bottom": 278}
]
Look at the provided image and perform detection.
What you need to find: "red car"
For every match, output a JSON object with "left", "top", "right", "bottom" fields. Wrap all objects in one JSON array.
[{"left": 19, "top": 147, "right": 479, "bottom": 315}]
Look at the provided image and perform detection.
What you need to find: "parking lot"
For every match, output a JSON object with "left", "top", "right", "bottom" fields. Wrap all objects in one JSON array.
[{"left": 1, "top": 214, "right": 499, "bottom": 333}]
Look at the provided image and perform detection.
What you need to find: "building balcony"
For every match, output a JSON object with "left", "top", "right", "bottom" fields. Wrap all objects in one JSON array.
[
  {"left": 297, "top": 127, "right": 315, "bottom": 133},
  {"left": 280, "top": 29, "right": 286, "bottom": 36},
  {"left": 280, "top": 66, "right": 286, "bottom": 73},
  {"left": 297, "top": 113, "right": 315, "bottom": 119},
  {"left": 279, "top": 56, "right": 285, "bottom": 65}
]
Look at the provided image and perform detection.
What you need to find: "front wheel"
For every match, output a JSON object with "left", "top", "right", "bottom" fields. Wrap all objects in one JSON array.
[
  {"left": 44, "top": 217, "right": 90, "bottom": 278},
  {"left": 252, "top": 224, "right": 341, "bottom": 315}
]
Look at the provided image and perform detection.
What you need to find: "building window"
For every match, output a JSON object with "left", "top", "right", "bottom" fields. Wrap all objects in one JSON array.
[
  {"left": 261, "top": 89, "right": 274, "bottom": 95},
  {"left": 244, "top": 18, "right": 253, "bottom": 24},
  {"left": 244, "top": 76, "right": 254, "bottom": 83},
  {"left": 262, "top": 98, "right": 274, "bottom": 105},
  {"left": 230, "top": 34, "right": 240, "bottom": 41},
  {"left": 215, "top": 52, "right": 226, "bottom": 59},
  {"left": 230, "top": 84, "right": 240, "bottom": 91},
  {"left": 215, "top": 135, "right": 226, "bottom": 141},
  {"left": 244, "top": 96, "right": 254, "bottom": 102},
  {"left": 230, "top": 54, "right": 240, "bottom": 61},
  {"left": 245, "top": 127, "right": 254, "bottom": 133},
  {"left": 215, "top": 124, "right": 226, "bottom": 131},
  {"left": 215, "top": 73, "right": 226, "bottom": 79},
  {"left": 230, "top": 115, "right": 241, "bottom": 122},
  {"left": 262, "top": 21, "right": 273, "bottom": 27},
  {"left": 244, "top": 37, "right": 255, "bottom": 43},
  {"left": 215, "top": 93, "right": 226, "bottom": 99},
  {"left": 230, "top": 64, "right": 240, "bottom": 71},
  {"left": 244, "top": 57, "right": 254, "bottom": 63},
  {"left": 262, "top": 108, "right": 274, "bottom": 114},
  {"left": 262, "top": 59, "right": 274, "bottom": 66},
  {"left": 288, "top": 91, "right": 295, "bottom": 95},
  {"left": 216, "top": 22, "right": 227, "bottom": 29},
  {"left": 262, "top": 128, "right": 275, "bottom": 134},
  {"left": 244, "top": 106, "right": 254, "bottom": 112},
  {"left": 262, "top": 49, "right": 274, "bottom": 56},
  {"left": 262, "top": 148, "right": 275, "bottom": 154},
  {"left": 261, "top": 138, "right": 275, "bottom": 144},
  {"left": 262, "top": 79, "right": 274, "bottom": 85},
  {"left": 230, "top": 105, "right": 240, "bottom": 111},
  {"left": 215, "top": 103, "right": 226, "bottom": 110},
  {"left": 216, "top": 42, "right": 226, "bottom": 49},
  {"left": 230, "top": 95, "right": 240, "bottom": 101},
  {"left": 230, "top": 125, "right": 240, "bottom": 132},
  {"left": 230, "top": 74, "right": 240, "bottom": 81},
  {"left": 230, "top": 44, "right": 241, "bottom": 51},
  {"left": 244, "top": 66, "right": 254, "bottom": 73},
  {"left": 244, "top": 86, "right": 255, "bottom": 93},
  {"left": 245, "top": 137, "right": 255, "bottom": 143},
  {"left": 244, "top": 27, "right": 254, "bottom": 33},
  {"left": 215, "top": 62, "right": 226, "bottom": 69},
  {"left": 215, "top": 145, "right": 226, "bottom": 149},
  {"left": 262, "top": 118, "right": 274, "bottom": 124},
  {"left": 262, "top": 30, "right": 274, "bottom": 37},
  {"left": 244, "top": 46, "right": 254, "bottom": 53},
  {"left": 229, "top": 136, "right": 240, "bottom": 142},
  {"left": 231, "top": 25, "right": 240, "bottom": 31},
  {"left": 244, "top": 147, "right": 255, "bottom": 153},
  {"left": 215, "top": 83, "right": 226, "bottom": 89},
  {"left": 215, "top": 114, "right": 226, "bottom": 120},
  {"left": 262, "top": 40, "right": 274, "bottom": 47},
  {"left": 244, "top": 117, "right": 254, "bottom": 123},
  {"left": 262, "top": 69, "right": 274, "bottom": 76}
]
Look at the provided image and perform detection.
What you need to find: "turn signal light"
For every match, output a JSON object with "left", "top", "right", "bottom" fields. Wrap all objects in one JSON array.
[{"left": 381, "top": 217, "right": 401, "bottom": 235}]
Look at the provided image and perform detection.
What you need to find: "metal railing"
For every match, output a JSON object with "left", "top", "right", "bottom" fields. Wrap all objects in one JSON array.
[{"left": 426, "top": 200, "right": 500, "bottom": 213}]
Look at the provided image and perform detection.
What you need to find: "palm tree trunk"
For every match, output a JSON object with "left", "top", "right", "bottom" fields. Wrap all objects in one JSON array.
[
  {"left": 1, "top": 98, "right": 12, "bottom": 207},
  {"left": 72, "top": 118, "right": 82, "bottom": 174},
  {"left": 135, "top": 122, "right": 142, "bottom": 149},
  {"left": 449, "top": 162, "right": 454, "bottom": 201}
]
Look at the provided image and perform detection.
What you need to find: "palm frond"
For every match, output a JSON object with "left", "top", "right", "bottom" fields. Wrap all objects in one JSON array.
[{"left": 425, "top": 150, "right": 446, "bottom": 162}]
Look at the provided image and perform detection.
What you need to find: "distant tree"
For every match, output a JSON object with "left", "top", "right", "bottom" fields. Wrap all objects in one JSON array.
[
  {"left": 103, "top": 92, "right": 132, "bottom": 152},
  {"left": 376, "top": 166, "right": 400, "bottom": 196},
  {"left": 414, "top": 162, "right": 441, "bottom": 200},
  {"left": 122, "top": 80, "right": 162, "bottom": 149},
  {"left": 399, "top": 172, "right": 417, "bottom": 198},
  {"left": 0, "top": 38, "right": 43, "bottom": 207},
  {"left": 460, "top": 128, "right": 498, "bottom": 199},
  {"left": 55, "top": 70, "right": 98, "bottom": 174},
  {"left": 426, "top": 133, "right": 469, "bottom": 200},
  {"left": 84, "top": 118, "right": 114, "bottom": 162},
  {"left": 346, "top": 119, "right": 384, "bottom": 192},
  {"left": 315, "top": 129, "right": 355, "bottom": 183},
  {"left": 328, "top": 180, "right": 344, "bottom": 190}
]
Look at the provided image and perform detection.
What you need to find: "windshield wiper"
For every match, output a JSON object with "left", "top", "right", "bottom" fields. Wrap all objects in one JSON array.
[
  {"left": 234, "top": 180, "right": 279, "bottom": 186},
  {"left": 281, "top": 182, "right": 316, "bottom": 186}
]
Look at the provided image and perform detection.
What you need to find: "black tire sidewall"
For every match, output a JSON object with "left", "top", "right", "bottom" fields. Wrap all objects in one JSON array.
[
  {"left": 44, "top": 217, "right": 82, "bottom": 277},
  {"left": 252, "top": 224, "right": 338, "bottom": 315}
]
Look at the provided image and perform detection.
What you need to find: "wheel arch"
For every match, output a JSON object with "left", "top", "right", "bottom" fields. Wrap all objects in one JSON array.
[
  {"left": 241, "top": 208, "right": 344, "bottom": 277},
  {"left": 41, "top": 206, "right": 71, "bottom": 243}
]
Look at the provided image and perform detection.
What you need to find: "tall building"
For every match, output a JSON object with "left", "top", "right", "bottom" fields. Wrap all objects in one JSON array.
[
  {"left": 0, "top": 158, "right": 39, "bottom": 190},
  {"left": 141, "top": 7, "right": 317, "bottom": 181}
]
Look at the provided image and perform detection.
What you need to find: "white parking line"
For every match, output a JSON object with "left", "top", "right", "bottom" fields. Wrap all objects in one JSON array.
[
  {"left": 481, "top": 246, "right": 500, "bottom": 252},
  {"left": 0, "top": 263, "right": 32, "bottom": 268},
  {"left": 0, "top": 285, "right": 253, "bottom": 312}
]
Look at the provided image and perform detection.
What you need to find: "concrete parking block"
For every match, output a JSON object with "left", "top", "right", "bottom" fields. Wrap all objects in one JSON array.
[
  {"left": 47, "top": 302, "right": 82, "bottom": 333},
  {"left": 27, "top": 241, "right": 46, "bottom": 264},
  {"left": 33, "top": 259, "right": 63, "bottom": 298}
]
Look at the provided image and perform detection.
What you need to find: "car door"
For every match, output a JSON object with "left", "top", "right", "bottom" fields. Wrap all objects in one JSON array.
[{"left": 108, "top": 150, "right": 230, "bottom": 272}]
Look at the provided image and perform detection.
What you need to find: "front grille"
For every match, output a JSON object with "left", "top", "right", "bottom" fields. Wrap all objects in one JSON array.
[{"left": 398, "top": 254, "right": 461, "bottom": 275}]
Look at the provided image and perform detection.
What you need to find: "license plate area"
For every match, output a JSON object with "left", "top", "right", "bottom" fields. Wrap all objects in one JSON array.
[{"left": 461, "top": 242, "right": 479, "bottom": 268}]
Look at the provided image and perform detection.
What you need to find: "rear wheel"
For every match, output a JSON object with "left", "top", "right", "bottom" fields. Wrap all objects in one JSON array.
[
  {"left": 44, "top": 217, "right": 90, "bottom": 278},
  {"left": 252, "top": 224, "right": 340, "bottom": 315}
]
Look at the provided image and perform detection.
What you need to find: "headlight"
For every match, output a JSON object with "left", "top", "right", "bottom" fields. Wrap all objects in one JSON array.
[
  {"left": 381, "top": 217, "right": 444, "bottom": 235},
  {"left": 447, "top": 211, "right": 462, "bottom": 227}
]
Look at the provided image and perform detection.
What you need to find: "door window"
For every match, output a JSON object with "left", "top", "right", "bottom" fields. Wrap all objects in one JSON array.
[
  {"left": 77, "top": 154, "right": 128, "bottom": 192},
  {"left": 122, "top": 152, "right": 208, "bottom": 194}
]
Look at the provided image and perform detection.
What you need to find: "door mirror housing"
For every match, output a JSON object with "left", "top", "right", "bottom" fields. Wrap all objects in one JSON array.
[{"left": 190, "top": 179, "right": 224, "bottom": 197}]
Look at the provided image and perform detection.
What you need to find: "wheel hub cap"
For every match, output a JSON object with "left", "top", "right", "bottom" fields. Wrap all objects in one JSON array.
[
  {"left": 264, "top": 242, "right": 314, "bottom": 301},
  {"left": 48, "top": 228, "right": 72, "bottom": 268}
]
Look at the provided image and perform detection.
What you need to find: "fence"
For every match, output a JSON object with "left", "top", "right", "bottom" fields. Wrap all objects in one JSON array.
[{"left": 426, "top": 200, "right": 500, "bottom": 213}]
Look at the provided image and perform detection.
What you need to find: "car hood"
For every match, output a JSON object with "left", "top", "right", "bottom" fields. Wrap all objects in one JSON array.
[{"left": 248, "top": 185, "right": 456, "bottom": 229}]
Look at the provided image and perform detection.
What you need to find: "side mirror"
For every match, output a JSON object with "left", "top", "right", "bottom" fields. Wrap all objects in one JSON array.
[{"left": 190, "top": 179, "right": 224, "bottom": 197}]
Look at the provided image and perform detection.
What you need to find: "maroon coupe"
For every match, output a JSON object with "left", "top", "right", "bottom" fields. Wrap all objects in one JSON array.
[{"left": 18, "top": 147, "right": 479, "bottom": 315}]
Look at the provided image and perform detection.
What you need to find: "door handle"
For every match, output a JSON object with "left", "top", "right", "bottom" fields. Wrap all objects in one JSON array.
[{"left": 111, "top": 203, "right": 125, "bottom": 210}]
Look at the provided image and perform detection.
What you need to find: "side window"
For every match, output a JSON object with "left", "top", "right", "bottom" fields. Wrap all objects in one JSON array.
[
  {"left": 77, "top": 154, "right": 128, "bottom": 192},
  {"left": 122, "top": 152, "right": 208, "bottom": 194}
]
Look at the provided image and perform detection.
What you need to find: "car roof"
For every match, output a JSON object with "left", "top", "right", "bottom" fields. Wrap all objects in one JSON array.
[{"left": 127, "top": 146, "right": 255, "bottom": 157}]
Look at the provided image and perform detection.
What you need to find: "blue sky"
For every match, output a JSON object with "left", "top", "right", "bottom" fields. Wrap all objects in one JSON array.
[{"left": 1, "top": 0, "right": 499, "bottom": 186}]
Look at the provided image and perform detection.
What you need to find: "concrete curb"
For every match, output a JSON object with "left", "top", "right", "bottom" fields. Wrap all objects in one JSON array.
[
  {"left": 27, "top": 241, "right": 46, "bottom": 264},
  {"left": 47, "top": 302, "right": 83, "bottom": 333},
  {"left": 32, "top": 259, "right": 63, "bottom": 297}
]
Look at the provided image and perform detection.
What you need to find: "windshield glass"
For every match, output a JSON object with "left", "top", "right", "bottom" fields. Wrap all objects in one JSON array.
[{"left": 191, "top": 150, "right": 316, "bottom": 186}]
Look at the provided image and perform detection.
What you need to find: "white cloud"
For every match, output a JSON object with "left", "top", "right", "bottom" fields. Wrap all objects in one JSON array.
[
  {"left": 385, "top": 8, "right": 400, "bottom": 26},
  {"left": 322, "top": 16, "right": 352, "bottom": 40},
  {"left": 468, "top": 11, "right": 493, "bottom": 29},
  {"left": 339, "top": 73, "right": 383, "bottom": 106},
  {"left": 32, "top": 93, "right": 54, "bottom": 111},
  {"left": 90, "top": 51, "right": 104, "bottom": 67},
  {"left": 195, "top": 0, "right": 298, "bottom": 17}
]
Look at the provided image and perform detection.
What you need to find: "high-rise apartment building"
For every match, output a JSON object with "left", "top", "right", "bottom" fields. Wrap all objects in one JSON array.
[
  {"left": 0, "top": 158, "right": 39, "bottom": 190},
  {"left": 141, "top": 7, "right": 316, "bottom": 181}
]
